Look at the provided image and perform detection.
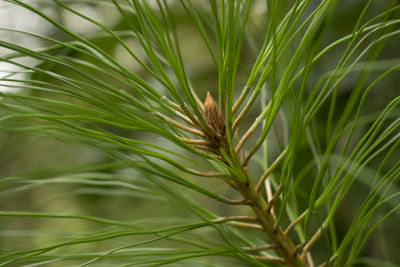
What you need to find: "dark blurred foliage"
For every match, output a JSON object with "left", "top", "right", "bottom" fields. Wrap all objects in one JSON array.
[{"left": 0, "top": 1, "right": 399, "bottom": 266}]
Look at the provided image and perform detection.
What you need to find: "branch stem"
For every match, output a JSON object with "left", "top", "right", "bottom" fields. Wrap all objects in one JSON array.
[
  {"left": 266, "top": 185, "right": 283, "bottom": 215},
  {"left": 252, "top": 254, "right": 286, "bottom": 264},
  {"left": 217, "top": 197, "right": 252, "bottom": 205},
  {"left": 232, "top": 85, "right": 251, "bottom": 114},
  {"left": 255, "top": 148, "right": 288, "bottom": 191},
  {"left": 177, "top": 137, "right": 209, "bottom": 145},
  {"left": 235, "top": 115, "right": 263, "bottom": 153},
  {"left": 174, "top": 111, "right": 201, "bottom": 128},
  {"left": 192, "top": 144, "right": 219, "bottom": 153},
  {"left": 243, "top": 244, "right": 279, "bottom": 252},
  {"left": 301, "top": 227, "right": 323, "bottom": 259},
  {"left": 214, "top": 216, "right": 258, "bottom": 223},
  {"left": 227, "top": 221, "right": 264, "bottom": 231},
  {"left": 318, "top": 255, "right": 337, "bottom": 267},
  {"left": 285, "top": 211, "right": 307, "bottom": 236},
  {"left": 156, "top": 112, "right": 206, "bottom": 138},
  {"left": 240, "top": 185, "right": 307, "bottom": 267}
]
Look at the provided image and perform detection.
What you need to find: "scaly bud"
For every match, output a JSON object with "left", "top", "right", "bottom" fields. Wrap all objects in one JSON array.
[{"left": 204, "top": 92, "right": 224, "bottom": 135}]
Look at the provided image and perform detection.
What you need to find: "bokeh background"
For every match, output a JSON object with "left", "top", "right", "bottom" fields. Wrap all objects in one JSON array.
[{"left": 0, "top": 1, "right": 399, "bottom": 266}]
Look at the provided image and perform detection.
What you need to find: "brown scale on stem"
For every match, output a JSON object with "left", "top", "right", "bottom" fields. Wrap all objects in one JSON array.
[
  {"left": 203, "top": 92, "right": 225, "bottom": 147},
  {"left": 175, "top": 92, "right": 228, "bottom": 162}
]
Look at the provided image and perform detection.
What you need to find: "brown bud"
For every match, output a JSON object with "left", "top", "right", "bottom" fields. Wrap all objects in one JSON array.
[{"left": 204, "top": 92, "right": 223, "bottom": 135}]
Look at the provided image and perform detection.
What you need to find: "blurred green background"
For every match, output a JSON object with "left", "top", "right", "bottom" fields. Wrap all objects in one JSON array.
[{"left": 0, "top": 1, "right": 399, "bottom": 266}]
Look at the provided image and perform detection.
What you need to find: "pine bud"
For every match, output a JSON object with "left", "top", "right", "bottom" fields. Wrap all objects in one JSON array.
[{"left": 204, "top": 92, "right": 223, "bottom": 135}]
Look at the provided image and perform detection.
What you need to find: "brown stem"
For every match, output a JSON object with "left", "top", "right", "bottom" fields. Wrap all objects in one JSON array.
[
  {"left": 231, "top": 88, "right": 261, "bottom": 134},
  {"left": 243, "top": 244, "right": 279, "bottom": 252},
  {"left": 160, "top": 98, "right": 202, "bottom": 129},
  {"left": 232, "top": 85, "right": 251, "bottom": 114},
  {"left": 240, "top": 184, "right": 307, "bottom": 267},
  {"left": 227, "top": 221, "right": 264, "bottom": 231},
  {"left": 265, "top": 178, "right": 275, "bottom": 217},
  {"left": 192, "top": 144, "right": 219, "bottom": 153},
  {"left": 156, "top": 112, "right": 206, "bottom": 138},
  {"left": 255, "top": 148, "right": 288, "bottom": 191},
  {"left": 193, "top": 90, "right": 205, "bottom": 113},
  {"left": 217, "top": 197, "right": 252, "bottom": 205},
  {"left": 214, "top": 216, "right": 258, "bottom": 223},
  {"left": 174, "top": 111, "right": 202, "bottom": 128},
  {"left": 301, "top": 227, "right": 323, "bottom": 260},
  {"left": 177, "top": 93, "right": 218, "bottom": 138},
  {"left": 188, "top": 170, "right": 227, "bottom": 178},
  {"left": 266, "top": 186, "right": 283, "bottom": 216},
  {"left": 193, "top": 94, "right": 310, "bottom": 266},
  {"left": 177, "top": 137, "right": 210, "bottom": 145},
  {"left": 285, "top": 211, "right": 307, "bottom": 236},
  {"left": 235, "top": 116, "right": 262, "bottom": 153},
  {"left": 318, "top": 255, "right": 337, "bottom": 267},
  {"left": 306, "top": 252, "right": 315, "bottom": 267},
  {"left": 161, "top": 96, "right": 185, "bottom": 113},
  {"left": 252, "top": 254, "right": 286, "bottom": 264}
]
